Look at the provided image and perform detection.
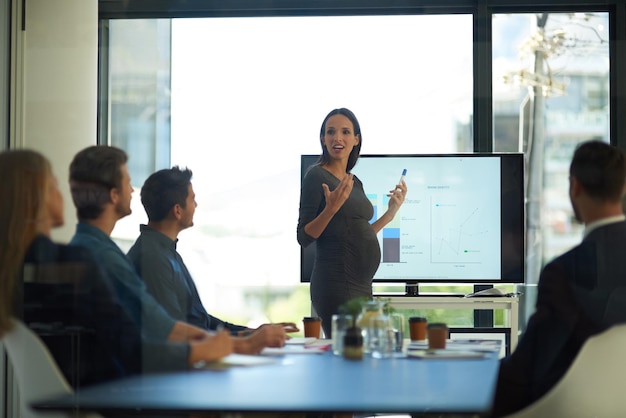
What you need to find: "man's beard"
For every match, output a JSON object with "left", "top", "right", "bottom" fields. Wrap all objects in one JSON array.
[{"left": 115, "top": 201, "right": 132, "bottom": 219}]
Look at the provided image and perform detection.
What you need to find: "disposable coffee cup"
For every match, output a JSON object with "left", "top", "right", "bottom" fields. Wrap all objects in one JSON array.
[
  {"left": 303, "top": 317, "right": 322, "bottom": 339},
  {"left": 409, "top": 317, "right": 428, "bottom": 341},
  {"left": 427, "top": 323, "right": 448, "bottom": 350}
]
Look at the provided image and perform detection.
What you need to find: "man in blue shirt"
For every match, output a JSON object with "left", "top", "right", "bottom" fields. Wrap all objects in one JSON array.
[
  {"left": 69, "top": 145, "right": 288, "bottom": 354},
  {"left": 127, "top": 166, "right": 298, "bottom": 344}
]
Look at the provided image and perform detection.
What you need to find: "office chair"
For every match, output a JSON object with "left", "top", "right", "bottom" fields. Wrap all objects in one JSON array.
[
  {"left": 2, "top": 318, "right": 102, "bottom": 418},
  {"left": 503, "top": 323, "right": 626, "bottom": 418}
]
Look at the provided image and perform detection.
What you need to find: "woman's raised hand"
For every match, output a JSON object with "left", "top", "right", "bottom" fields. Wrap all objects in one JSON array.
[
  {"left": 386, "top": 178, "right": 407, "bottom": 217},
  {"left": 322, "top": 173, "right": 354, "bottom": 214}
]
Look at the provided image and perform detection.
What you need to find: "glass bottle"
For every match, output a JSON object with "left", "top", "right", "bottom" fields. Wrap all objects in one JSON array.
[{"left": 357, "top": 300, "right": 384, "bottom": 354}]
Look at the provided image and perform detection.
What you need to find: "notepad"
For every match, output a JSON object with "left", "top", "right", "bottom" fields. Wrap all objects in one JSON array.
[
  {"left": 261, "top": 344, "right": 329, "bottom": 355},
  {"left": 408, "top": 339, "right": 501, "bottom": 353},
  {"left": 197, "top": 354, "right": 279, "bottom": 370},
  {"left": 285, "top": 337, "right": 317, "bottom": 345},
  {"left": 407, "top": 349, "right": 486, "bottom": 360}
]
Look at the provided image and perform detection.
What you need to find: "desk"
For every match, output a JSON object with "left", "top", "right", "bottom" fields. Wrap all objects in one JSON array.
[
  {"left": 382, "top": 296, "right": 519, "bottom": 352},
  {"left": 33, "top": 350, "right": 500, "bottom": 416}
]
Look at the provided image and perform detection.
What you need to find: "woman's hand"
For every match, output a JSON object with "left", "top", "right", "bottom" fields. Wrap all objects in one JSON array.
[
  {"left": 322, "top": 173, "right": 354, "bottom": 215},
  {"left": 386, "top": 178, "right": 407, "bottom": 217},
  {"left": 303, "top": 173, "right": 354, "bottom": 240}
]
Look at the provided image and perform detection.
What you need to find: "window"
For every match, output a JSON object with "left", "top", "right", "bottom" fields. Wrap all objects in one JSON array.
[
  {"left": 492, "top": 12, "right": 609, "bottom": 281},
  {"left": 100, "top": 4, "right": 618, "bottom": 332},
  {"left": 105, "top": 14, "right": 474, "bottom": 326}
]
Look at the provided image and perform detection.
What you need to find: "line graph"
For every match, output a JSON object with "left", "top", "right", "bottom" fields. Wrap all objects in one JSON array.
[{"left": 430, "top": 199, "right": 491, "bottom": 264}]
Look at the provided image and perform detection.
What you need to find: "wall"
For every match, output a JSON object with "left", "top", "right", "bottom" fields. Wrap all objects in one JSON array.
[
  {"left": 11, "top": 0, "right": 98, "bottom": 242},
  {"left": 0, "top": 0, "right": 8, "bottom": 150},
  {"left": 2, "top": 1, "right": 97, "bottom": 416},
  {"left": 0, "top": 0, "right": 8, "bottom": 412}
]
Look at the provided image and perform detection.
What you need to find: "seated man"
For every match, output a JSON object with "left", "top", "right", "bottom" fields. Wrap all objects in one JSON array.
[
  {"left": 492, "top": 140, "right": 626, "bottom": 416},
  {"left": 68, "top": 145, "right": 288, "bottom": 354},
  {"left": 127, "top": 166, "right": 298, "bottom": 336}
]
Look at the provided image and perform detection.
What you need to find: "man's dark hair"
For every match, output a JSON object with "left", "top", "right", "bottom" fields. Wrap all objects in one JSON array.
[
  {"left": 570, "top": 140, "right": 626, "bottom": 202},
  {"left": 141, "top": 166, "right": 193, "bottom": 222},
  {"left": 69, "top": 146, "right": 128, "bottom": 220}
]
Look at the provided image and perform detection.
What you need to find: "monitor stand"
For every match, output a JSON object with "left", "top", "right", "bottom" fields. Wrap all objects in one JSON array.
[
  {"left": 402, "top": 281, "right": 465, "bottom": 297},
  {"left": 405, "top": 281, "right": 420, "bottom": 296},
  {"left": 379, "top": 283, "right": 496, "bottom": 328}
]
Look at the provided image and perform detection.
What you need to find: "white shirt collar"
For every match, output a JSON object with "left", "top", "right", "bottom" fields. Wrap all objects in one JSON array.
[{"left": 584, "top": 214, "right": 626, "bottom": 238}]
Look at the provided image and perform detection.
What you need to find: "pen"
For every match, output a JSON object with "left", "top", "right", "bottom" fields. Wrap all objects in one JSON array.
[{"left": 399, "top": 168, "right": 407, "bottom": 184}]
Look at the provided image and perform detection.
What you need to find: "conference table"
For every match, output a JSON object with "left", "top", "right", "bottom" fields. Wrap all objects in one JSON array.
[{"left": 33, "top": 341, "right": 500, "bottom": 417}]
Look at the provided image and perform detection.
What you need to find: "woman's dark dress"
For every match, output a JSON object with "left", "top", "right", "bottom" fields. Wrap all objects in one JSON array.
[{"left": 297, "top": 165, "right": 381, "bottom": 336}]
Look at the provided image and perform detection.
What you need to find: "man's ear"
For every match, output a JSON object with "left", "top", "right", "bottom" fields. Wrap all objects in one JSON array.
[
  {"left": 570, "top": 175, "right": 582, "bottom": 197},
  {"left": 172, "top": 204, "right": 183, "bottom": 220},
  {"left": 109, "top": 187, "right": 119, "bottom": 205},
  {"left": 569, "top": 176, "right": 582, "bottom": 196}
]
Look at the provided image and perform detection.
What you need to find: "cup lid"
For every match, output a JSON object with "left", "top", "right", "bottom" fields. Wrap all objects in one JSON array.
[{"left": 409, "top": 317, "right": 427, "bottom": 322}]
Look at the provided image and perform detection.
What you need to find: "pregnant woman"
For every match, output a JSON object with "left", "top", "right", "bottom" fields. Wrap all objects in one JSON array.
[{"left": 297, "top": 108, "right": 407, "bottom": 337}]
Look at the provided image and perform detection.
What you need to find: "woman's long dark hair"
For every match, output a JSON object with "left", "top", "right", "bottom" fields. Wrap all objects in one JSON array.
[
  {"left": 316, "top": 108, "right": 362, "bottom": 172},
  {"left": 0, "top": 150, "right": 51, "bottom": 336}
]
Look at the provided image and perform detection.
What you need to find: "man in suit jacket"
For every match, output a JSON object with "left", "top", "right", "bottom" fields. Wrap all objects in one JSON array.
[{"left": 492, "top": 140, "right": 626, "bottom": 417}]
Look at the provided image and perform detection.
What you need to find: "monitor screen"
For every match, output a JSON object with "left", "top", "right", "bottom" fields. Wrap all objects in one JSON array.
[{"left": 300, "top": 154, "right": 525, "bottom": 284}]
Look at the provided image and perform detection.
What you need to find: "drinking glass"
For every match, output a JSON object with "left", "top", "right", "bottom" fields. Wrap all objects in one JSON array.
[
  {"left": 369, "top": 315, "right": 392, "bottom": 359},
  {"left": 331, "top": 314, "right": 353, "bottom": 356},
  {"left": 390, "top": 313, "right": 405, "bottom": 352}
]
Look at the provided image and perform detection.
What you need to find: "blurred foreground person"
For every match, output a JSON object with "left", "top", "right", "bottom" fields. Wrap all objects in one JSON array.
[
  {"left": 0, "top": 149, "right": 232, "bottom": 388},
  {"left": 492, "top": 140, "right": 626, "bottom": 416}
]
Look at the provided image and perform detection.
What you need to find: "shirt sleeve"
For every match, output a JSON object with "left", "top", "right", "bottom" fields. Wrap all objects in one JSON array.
[
  {"left": 205, "top": 315, "right": 248, "bottom": 333},
  {"left": 297, "top": 167, "right": 326, "bottom": 248}
]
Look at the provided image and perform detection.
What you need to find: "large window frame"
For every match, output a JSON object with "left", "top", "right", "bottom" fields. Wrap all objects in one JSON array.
[
  {"left": 97, "top": 0, "right": 626, "bottom": 153},
  {"left": 96, "top": 0, "right": 626, "bottom": 330}
]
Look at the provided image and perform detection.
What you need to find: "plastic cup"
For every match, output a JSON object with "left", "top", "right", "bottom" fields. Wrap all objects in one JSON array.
[
  {"left": 303, "top": 317, "right": 322, "bottom": 338},
  {"left": 409, "top": 317, "right": 428, "bottom": 341},
  {"left": 427, "top": 323, "right": 449, "bottom": 350}
]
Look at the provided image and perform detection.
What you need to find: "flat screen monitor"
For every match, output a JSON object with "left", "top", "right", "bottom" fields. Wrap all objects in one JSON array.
[{"left": 300, "top": 153, "right": 525, "bottom": 284}]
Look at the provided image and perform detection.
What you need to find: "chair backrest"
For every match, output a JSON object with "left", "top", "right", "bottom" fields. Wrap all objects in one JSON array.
[
  {"left": 2, "top": 319, "right": 101, "bottom": 418},
  {"left": 503, "top": 323, "right": 626, "bottom": 418}
]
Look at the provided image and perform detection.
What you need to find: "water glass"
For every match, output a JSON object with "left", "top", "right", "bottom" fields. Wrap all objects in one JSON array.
[
  {"left": 331, "top": 314, "right": 353, "bottom": 356},
  {"left": 390, "top": 313, "right": 405, "bottom": 352},
  {"left": 369, "top": 316, "right": 393, "bottom": 359}
]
